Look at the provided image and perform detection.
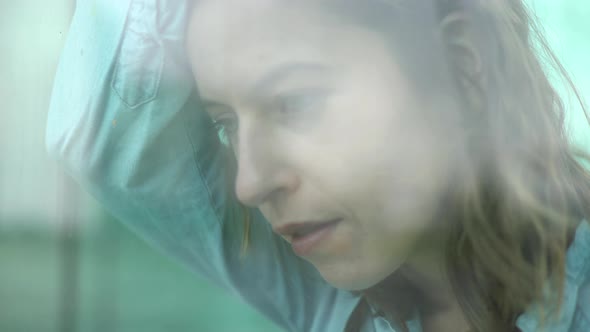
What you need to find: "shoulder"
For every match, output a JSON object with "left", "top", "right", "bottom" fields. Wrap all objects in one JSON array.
[
  {"left": 579, "top": 278, "right": 590, "bottom": 312},
  {"left": 569, "top": 278, "right": 590, "bottom": 331},
  {"left": 576, "top": 257, "right": 590, "bottom": 316},
  {"left": 568, "top": 220, "right": 590, "bottom": 331}
]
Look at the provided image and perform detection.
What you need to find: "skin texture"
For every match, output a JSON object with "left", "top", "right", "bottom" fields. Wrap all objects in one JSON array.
[{"left": 186, "top": 0, "right": 458, "bottom": 294}]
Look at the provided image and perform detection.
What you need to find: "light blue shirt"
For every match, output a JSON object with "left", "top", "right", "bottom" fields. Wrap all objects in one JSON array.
[{"left": 47, "top": 1, "right": 590, "bottom": 331}]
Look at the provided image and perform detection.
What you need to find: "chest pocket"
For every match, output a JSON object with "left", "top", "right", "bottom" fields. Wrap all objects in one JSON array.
[{"left": 112, "top": 0, "right": 163, "bottom": 109}]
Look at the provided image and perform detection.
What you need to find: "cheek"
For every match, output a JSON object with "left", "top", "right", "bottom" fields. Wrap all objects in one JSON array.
[{"left": 334, "top": 110, "right": 448, "bottom": 234}]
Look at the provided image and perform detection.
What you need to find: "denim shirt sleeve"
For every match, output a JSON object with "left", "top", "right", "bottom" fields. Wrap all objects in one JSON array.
[{"left": 45, "top": 1, "right": 361, "bottom": 331}]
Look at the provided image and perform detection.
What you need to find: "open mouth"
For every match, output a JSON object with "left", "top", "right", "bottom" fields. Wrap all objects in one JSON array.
[
  {"left": 291, "top": 220, "right": 339, "bottom": 239},
  {"left": 290, "top": 219, "right": 341, "bottom": 256}
]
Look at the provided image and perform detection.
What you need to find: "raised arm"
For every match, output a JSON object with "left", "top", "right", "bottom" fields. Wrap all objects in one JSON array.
[{"left": 45, "top": 1, "right": 360, "bottom": 331}]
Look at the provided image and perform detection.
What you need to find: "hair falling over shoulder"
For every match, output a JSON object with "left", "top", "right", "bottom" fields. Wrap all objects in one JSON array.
[
  {"left": 384, "top": 0, "right": 589, "bottom": 331},
  {"left": 442, "top": 1, "right": 589, "bottom": 330}
]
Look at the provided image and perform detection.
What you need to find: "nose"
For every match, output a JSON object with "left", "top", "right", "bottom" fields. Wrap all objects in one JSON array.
[{"left": 234, "top": 125, "right": 299, "bottom": 207}]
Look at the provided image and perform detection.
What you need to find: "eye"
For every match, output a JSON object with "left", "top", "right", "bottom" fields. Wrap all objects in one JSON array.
[
  {"left": 273, "top": 89, "right": 328, "bottom": 116},
  {"left": 212, "top": 114, "right": 238, "bottom": 147}
]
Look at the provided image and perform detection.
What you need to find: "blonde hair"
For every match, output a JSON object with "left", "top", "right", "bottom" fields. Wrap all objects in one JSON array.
[{"left": 346, "top": 1, "right": 590, "bottom": 331}]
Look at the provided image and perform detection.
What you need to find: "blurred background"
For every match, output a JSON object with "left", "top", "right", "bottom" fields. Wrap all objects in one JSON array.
[{"left": 0, "top": 1, "right": 588, "bottom": 332}]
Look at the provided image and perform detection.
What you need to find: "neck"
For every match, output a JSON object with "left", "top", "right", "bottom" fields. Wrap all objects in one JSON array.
[
  {"left": 399, "top": 229, "right": 455, "bottom": 314},
  {"left": 362, "top": 226, "right": 471, "bottom": 331}
]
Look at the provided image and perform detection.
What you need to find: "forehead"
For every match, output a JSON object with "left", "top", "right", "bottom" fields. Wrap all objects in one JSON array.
[
  {"left": 187, "top": 0, "right": 339, "bottom": 50},
  {"left": 185, "top": 0, "right": 383, "bottom": 101}
]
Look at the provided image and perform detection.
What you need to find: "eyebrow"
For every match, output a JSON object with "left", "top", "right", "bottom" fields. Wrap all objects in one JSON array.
[
  {"left": 199, "top": 61, "right": 332, "bottom": 112},
  {"left": 250, "top": 61, "right": 332, "bottom": 97}
]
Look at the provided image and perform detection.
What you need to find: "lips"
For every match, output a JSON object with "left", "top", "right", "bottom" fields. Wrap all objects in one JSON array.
[
  {"left": 273, "top": 219, "right": 340, "bottom": 239},
  {"left": 291, "top": 222, "right": 333, "bottom": 238},
  {"left": 273, "top": 219, "right": 341, "bottom": 256}
]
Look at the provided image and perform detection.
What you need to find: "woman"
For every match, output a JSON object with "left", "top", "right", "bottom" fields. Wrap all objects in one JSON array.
[{"left": 47, "top": 0, "right": 590, "bottom": 331}]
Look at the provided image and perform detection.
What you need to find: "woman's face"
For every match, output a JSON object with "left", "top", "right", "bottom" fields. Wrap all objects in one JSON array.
[{"left": 187, "top": 0, "right": 457, "bottom": 291}]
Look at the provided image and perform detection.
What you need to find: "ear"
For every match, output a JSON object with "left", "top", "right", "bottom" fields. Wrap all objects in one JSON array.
[
  {"left": 439, "top": 12, "right": 483, "bottom": 81},
  {"left": 439, "top": 12, "right": 485, "bottom": 110}
]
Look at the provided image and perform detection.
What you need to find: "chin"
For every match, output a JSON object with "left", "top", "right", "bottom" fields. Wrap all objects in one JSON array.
[
  {"left": 317, "top": 259, "right": 403, "bottom": 291},
  {"left": 318, "top": 270, "right": 385, "bottom": 292}
]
